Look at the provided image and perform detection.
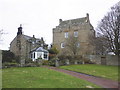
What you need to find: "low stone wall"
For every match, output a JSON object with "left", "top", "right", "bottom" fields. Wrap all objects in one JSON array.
[{"left": 84, "top": 55, "right": 119, "bottom": 66}]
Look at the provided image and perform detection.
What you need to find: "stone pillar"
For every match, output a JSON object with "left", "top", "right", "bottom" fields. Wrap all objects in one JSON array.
[
  {"left": 55, "top": 60, "right": 59, "bottom": 67},
  {"left": 66, "top": 59, "right": 70, "bottom": 65},
  {"left": 74, "top": 60, "right": 78, "bottom": 64},
  {"left": 20, "top": 59, "right": 25, "bottom": 67},
  {"left": 59, "top": 19, "right": 62, "bottom": 24},
  {"left": 37, "top": 59, "right": 43, "bottom": 66}
]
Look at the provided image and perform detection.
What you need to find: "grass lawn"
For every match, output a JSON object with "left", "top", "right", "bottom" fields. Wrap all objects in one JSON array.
[
  {"left": 2, "top": 67, "right": 100, "bottom": 88},
  {"left": 60, "top": 64, "right": 118, "bottom": 81}
]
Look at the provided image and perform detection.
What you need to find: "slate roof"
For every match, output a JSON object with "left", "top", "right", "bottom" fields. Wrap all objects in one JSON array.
[
  {"left": 23, "top": 35, "right": 40, "bottom": 40},
  {"left": 23, "top": 35, "right": 32, "bottom": 40},
  {"left": 31, "top": 47, "right": 48, "bottom": 53},
  {"left": 59, "top": 17, "right": 87, "bottom": 26}
]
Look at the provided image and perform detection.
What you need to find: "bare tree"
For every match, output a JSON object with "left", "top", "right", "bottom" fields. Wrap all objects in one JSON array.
[
  {"left": 96, "top": 2, "right": 120, "bottom": 55},
  {"left": 89, "top": 32, "right": 109, "bottom": 55},
  {"left": 65, "top": 35, "right": 80, "bottom": 57}
]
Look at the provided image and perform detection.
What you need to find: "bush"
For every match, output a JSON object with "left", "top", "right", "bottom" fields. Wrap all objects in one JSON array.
[
  {"left": 2, "top": 62, "right": 19, "bottom": 68},
  {"left": 49, "top": 57, "right": 58, "bottom": 66},
  {"left": 25, "top": 61, "right": 42, "bottom": 67},
  {"left": 25, "top": 58, "right": 33, "bottom": 64},
  {"left": 2, "top": 50, "right": 15, "bottom": 63},
  {"left": 58, "top": 55, "right": 66, "bottom": 60},
  {"left": 42, "top": 60, "right": 49, "bottom": 65},
  {"left": 25, "top": 63, "right": 37, "bottom": 67}
]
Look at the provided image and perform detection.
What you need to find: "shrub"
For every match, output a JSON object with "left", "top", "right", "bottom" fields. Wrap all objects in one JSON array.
[
  {"left": 2, "top": 62, "right": 19, "bottom": 68},
  {"left": 42, "top": 60, "right": 49, "bottom": 65},
  {"left": 48, "top": 46, "right": 59, "bottom": 60},
  {"left": 49, "top": 57, "right": 59, "bottom": 66},
  {"left": 25, "top": 58, "right": 33, "bottom": 64},
  {"left": 25, "top": 62, "right": 42, "bottom": 67},
  {"left": 58, "top": 55, "right": 66, "bottom": 60},
  {"left": 2, "top": 50, "right": 15, "bottom": 63}
]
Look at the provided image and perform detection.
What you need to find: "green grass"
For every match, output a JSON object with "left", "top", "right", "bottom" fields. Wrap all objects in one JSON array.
[
  {"left": 2, "top": 67, "right": 100, "bottom": 88},
  {"left": 60, "top": 64, "right": 118, "bottom": 81}
]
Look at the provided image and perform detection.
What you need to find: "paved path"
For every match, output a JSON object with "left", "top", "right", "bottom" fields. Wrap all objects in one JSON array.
[{"left": 43, "top": 66, "right": 119, "bottom": 88}]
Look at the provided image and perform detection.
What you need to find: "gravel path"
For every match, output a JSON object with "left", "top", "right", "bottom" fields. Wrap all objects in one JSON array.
[{"left": 43, "top": 66, "right": 119, "bottom": 88}]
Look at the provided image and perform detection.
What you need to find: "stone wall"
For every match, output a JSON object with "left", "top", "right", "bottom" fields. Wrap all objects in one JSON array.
[
  {"left": 85, "top": 55, "right": 119, "bottom": 66},
  {"left": 55, "top": 55, "right": 119, "bottom": 66}
]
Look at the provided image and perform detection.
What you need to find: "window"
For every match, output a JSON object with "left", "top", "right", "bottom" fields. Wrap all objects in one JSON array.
[
  {"left": 76, "top": 42, "right": 80, "bottom": 47},
  {"left": 31, "top": 53, "right": 33, "bottom": 58},
  {"left": 32, "top": 41, "right": 35, "bottom": 46},
  {"left": 65, "top": 32, "right": 69, "bottom": 38},
  {"left": 34, "top": 52, "right": 35, "bottom": 58},
  {"left": 61, "top": 43, "right": 65, "bottom": 48},
  {"left": 44, "top": 52, "right": 48, "bottom": 59},
  {"left": 37, "top": 53, "right": 42, "bottom": 58},
  {"left": 74, "top": 31, "right": 78, "bottom": 37}
]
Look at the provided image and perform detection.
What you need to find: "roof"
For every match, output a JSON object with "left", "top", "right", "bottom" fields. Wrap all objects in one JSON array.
[
  {"left": 23, "top": 35, "right": 40, "bottom": 40},
  {"left": 23, "top": 35, "right": 42, "bottom": 44},
  {"left": 59, "top": 17, "right": 87, "bottom": 26},
  {"left": 31, "top": 47, "right": 48, "bottom": 53},
  {"left": 23, "top": 35, "right": 32, "bottom": 40}
]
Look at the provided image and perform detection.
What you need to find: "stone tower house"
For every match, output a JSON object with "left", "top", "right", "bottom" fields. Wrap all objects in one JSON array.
[
  {"left": 10, "top": 25, "right": 48, "bottom": 64},
  {"left": 53, "top": 13, "right": 95, "bottom": 55}
]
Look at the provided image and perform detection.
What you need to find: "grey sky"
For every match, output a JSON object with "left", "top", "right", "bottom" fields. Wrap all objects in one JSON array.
[{"left": 0, "top": 0, "right": 119, "bottom": 50}]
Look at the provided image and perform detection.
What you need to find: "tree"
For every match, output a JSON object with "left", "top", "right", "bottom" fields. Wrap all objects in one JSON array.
[
  {"left": 2, "top": 50, "right": 15, "bottom": 63},
  {"left": 90, "top": 33, "right": 109, "bottom": 55},
  {"left": 65, "top": 35, "right": 80, "bottom": 57},
  {"left": 48, "top": 46, "right": 59, "bottom": 60},
  {"left": 96, "top": 2, "right": 120, "bottom": 55}
]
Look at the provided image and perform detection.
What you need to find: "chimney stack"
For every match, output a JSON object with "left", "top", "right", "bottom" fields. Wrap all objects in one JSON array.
[
  {"left": 17, "top": 24, "right": 23, "bottom": 36},
  {"left": 33, "top": 35, "right": 35, "bottom": 38},
  {"left": 86, "top": 13, "right": 90, "bottom": 23},
  {"left": 59, "top": 19, "right": 62, "bottom": 24}
]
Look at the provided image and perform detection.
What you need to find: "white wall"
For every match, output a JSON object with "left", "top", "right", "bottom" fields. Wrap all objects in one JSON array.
[{"left": 31, "top": 51, "right": 49, "bottom": 61}]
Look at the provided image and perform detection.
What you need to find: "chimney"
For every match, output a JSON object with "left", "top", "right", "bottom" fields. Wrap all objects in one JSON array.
[
  {"left": 59, "top": 19, "right": 62, "bottom": 24},
  {"left": 17, "top": 24, "right": 23, "bottom": 36},
  {"left": 33, "top": 35, "right": 35, "bottom": 38},
  {"left": 86, "top": 13, "right": 90, "bottom": 23}
]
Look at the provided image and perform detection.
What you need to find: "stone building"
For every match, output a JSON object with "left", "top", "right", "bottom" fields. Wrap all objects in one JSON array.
[
  {"left": 53, "top": 13, "right": 96, "bottom": 55},
  {"left": 10, "top": 25, "right": 49, "bottom": 64}
]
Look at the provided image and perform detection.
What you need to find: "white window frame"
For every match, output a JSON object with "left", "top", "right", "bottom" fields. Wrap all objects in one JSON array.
[
  {"left": 74, "top": 31, "right": 78, "bottom": 37},
  {"left": 61, "top": 43, "right": 65, "bottom": 48},
  {"left": 65, "top": 32, "right": 69, "bottom": 38}
]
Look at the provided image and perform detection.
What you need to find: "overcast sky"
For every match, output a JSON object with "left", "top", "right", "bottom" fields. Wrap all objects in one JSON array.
[{"left": 0, "top": 0, "right": 119, "bottom": 50}]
